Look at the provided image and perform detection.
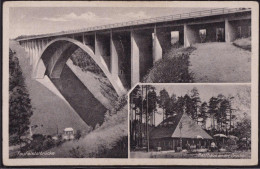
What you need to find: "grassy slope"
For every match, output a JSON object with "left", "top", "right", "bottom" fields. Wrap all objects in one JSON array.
[
  {"left": 44, "top": 106, "right": 128, "bottom": 158},
  {"left": 189, "top": 42, "right": 251, "bottom": 83},
  {"left": 9, "top": 40, "right": 90, "bottom": 136},
  {"left": 143, "top": 41, "right": 251, "bottom": 83}
]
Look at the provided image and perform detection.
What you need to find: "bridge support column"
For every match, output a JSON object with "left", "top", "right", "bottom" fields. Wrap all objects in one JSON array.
[
  {"left": 84, "top": 34, "right": 95, "bottom": 52},
  {"left": 95, "top": 33, "right": 111, "bottom": 71},
  {"left": 153, "top": 27, "right": 171, "bottom": 63},
  {"left": 225, "top": 19, "right": 236, "bottom": 42},
  {"left": 131, "top": 30, "right": 153, "bottom": 87},
  {"left": 32, "top": 41, "right": 37, "bottom": 66},
  {"left": 34, "top": 40, "right": 41, "bottom": 67},
  {"left": 153, "top": 29, "right": 162, "bottom": 63},
  {"left": 131, "top": 31, "right": 140, "bottom": 87},
  {"left": 25, "top": 41, "right": 28, "bottom": 52},
  {"left": 24, "top": 41, "right": 27, "bottom": 53},
  {"left": 29, "top": 41, "right": 33, "bottom": 65},
  {"left": 184, "top": 24, "right": 200, "bottom": 47},
  {"left": 110, "top": 32, "right": 119, "bottom": 79}
]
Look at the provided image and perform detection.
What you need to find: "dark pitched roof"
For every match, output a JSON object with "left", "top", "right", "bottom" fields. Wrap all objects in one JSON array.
[
  {"left": 150, "top": 112, "right": 183, "bottom": 139},
  {"left": 150, "top": 113, "right": 213, "bottom": 140}
]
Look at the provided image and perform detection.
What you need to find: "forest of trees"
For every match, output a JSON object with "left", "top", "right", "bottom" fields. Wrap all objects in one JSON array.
[
  {"left": 9, "top": 49, "right": 33, "bottom": 146},
  {"left": 130, "top": 85, "right": 251, "bottom": 150}
]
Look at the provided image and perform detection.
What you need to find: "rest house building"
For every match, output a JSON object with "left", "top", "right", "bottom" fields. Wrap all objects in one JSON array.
[{"left": 150, "top": 112, "right": 213, "bottom": 151}]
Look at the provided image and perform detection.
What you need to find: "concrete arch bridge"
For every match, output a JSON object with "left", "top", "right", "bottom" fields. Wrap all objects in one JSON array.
[{"left": 16, "top": 8, "right": 251, "bottom": 127}]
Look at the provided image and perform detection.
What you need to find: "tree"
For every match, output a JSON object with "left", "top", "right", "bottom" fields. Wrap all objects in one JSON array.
[
  {"left": 175, "top": 96, "right": 185, "bottom": 114},
  {"left": 199, "top": 102, "right": 208, "bottom": 129},
  {"left": 75, "top": 130, "right": 82, "bottom": 140},
  {"left": 183, "top": 94, "right": 193, "bottom": 118},
  {"left": 157, "top": 89, "right": 170, "bottom": 121},
  {"left": 233, "top": 113, "right": 251, "bottom": 139},
  {"left": 218, "top": 98, "right": 230, "bottom": 132},
  {"left": 147, "top": 87, "right": 157, "bottom": 126},
  {"left": 208, "top": 97, "right": 219, "bottom": 130},
  {"left": 9, "top": 49, "right": 33, "bottom": 146},
  {"left": 190, "top": 87, "right": 201, "bottom": 123},
  {"left": 165, "top": 94, "right": 177, "bottom": 118}
]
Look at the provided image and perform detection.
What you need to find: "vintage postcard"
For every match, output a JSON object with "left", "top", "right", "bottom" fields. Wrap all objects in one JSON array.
[{"left": 2, "top": 1, "right": 258, "bottom": 166}]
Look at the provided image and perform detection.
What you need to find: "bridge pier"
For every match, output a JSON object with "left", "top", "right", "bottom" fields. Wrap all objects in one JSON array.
[
  {"left": 95, "top": 33, "right": 111, "bottom": 71},
  {"left": 111, "top": 31, "right": 131, "bottom": 89},
  {"left": 184, "top": 24, "right": 200, "bottom": 47},
  {"left": 32, "top": 41, "right": 36, "bottom": 66},
  {"left": 153, "top": 28, "right": 163, "bottom": 63},
  {"left": 131, "top": 30, "right": 153, "bottom": 87},
  {"left": 225, "top": 19, "right": 251, "bottom": 42},
  {"left": 83, "top": 34, "right": 95, "bottom": 52},
  {"left": 225, "top": 19, "right": 236, "bottom": 42},
  {"left": 34, "top": 41, "right": 39, "bottom": 66},
  {"left": 153, "top": 27, "right": 172, "bottom": 62},
  {"left": 110, "top": 32, "right": 119, "bottom": 80},
  {"left": 29, "top": 41, "right": 33, "bottom": 65}
]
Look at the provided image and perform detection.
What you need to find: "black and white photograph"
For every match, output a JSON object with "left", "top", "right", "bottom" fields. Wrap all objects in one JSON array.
[
  {"left": 2, "top": 1, "right": 258, "bottom": 166},
  {"left": 130, "top": 84, "right": 251, "bottom": 159}
]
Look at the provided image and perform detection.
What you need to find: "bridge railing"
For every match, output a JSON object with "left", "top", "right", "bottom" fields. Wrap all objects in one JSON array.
[{"left": 16, "top": 8, "right": 251, "bottom": 41}]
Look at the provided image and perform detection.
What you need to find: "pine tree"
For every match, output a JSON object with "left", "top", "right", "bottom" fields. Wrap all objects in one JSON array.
[
  {"left": 183, "top": 94, "right": 193, "bottom": 118},
  {"left": 165, "top": 94, "right": 177, "bottom": 118},
  {"left": 199, "top": 102, "right": 208, "bottom": 129},
  {"left": 208, "top": 97, "right": 219, "bottom": 131},
  {"left": 9, "top": 49, "right": 33, "bottom": 146},
  {"left": 157, "top": 89, "right": 170, "bottom": 122},
  {"left": 190, "top": 87, "right": 201, "bottom": 123},
  {"left": 147, "top": 87, "right": 157, "bottom": 126}
]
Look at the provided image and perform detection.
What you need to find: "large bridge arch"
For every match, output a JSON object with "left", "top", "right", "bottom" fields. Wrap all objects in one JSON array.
[{"left": 33, "top": 37, "right": 126, "bottom": 96}]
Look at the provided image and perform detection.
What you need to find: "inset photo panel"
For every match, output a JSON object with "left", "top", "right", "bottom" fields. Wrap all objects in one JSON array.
[{"left": 129, "top": 84, "right": 253, "bottom": 159}]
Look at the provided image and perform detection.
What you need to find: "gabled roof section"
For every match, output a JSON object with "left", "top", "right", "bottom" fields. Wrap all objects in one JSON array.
[
  {"left": 150, "top": 113, "right": 213, "bottom": 139},
  {"left": 172, "top": 113, "right": 213, "bottom": 139},
  {"left": 150, "top": 112, "right": 183, "bottom": 139}
]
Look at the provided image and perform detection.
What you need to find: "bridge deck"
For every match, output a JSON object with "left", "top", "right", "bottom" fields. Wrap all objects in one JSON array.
[{"left": 16, "top": 8, "right": 251, "bottom": 41}]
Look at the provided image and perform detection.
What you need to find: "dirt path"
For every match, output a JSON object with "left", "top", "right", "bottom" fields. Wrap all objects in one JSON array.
[{"left": 189, "top": 42, "right": 251, "bottom": 83}]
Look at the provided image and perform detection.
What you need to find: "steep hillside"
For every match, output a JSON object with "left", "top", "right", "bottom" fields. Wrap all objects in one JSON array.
[{"left": 9, "top": 40, "right": 90, "bottom": 136}]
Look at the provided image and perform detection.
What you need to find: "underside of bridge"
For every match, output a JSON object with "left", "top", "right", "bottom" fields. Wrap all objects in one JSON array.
[
  {"left": 32, "top": 39, "right": 126, "bottom": 128},
  {"left": 50, "top": 64, "right": 107, "bottom": 128}
]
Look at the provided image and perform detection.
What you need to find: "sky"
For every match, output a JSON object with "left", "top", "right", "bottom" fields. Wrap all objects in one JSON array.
[
  {"left": 9, "top": 7, "right": 212, "bottom": 39},
  {"left": 134, "top": 84, "right": 250, "bottom": 126}
]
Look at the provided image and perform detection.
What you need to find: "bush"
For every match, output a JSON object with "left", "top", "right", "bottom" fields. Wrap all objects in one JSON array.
[
  {"left": 142, "top": 53, "right": 194, "bottom": 83},
  {"left": 21, "top": 134, "right": 56, "bottom": 152},
  {"left": 233, "top": 37, "right": 251, "bottom": 51},
  {"left": 69, "top": 146, "right": 87, "bottom": 158},
  {"left": 70, "top": 48, "right": 105, "bottom": 76}
]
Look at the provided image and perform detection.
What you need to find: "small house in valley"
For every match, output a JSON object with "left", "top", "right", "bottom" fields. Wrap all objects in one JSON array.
[
  {"left": 150, "top": 112, "right": 213, "bottom": 151},
  {"left": 62, "top": 127, "right": 75, "bottom": 140}
]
